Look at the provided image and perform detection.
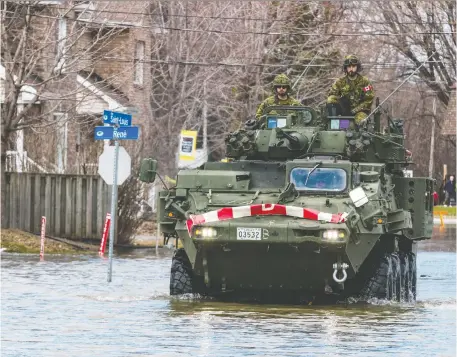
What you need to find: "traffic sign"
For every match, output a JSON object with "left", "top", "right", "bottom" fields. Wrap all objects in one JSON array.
[
  {"left": 94, "top": 126, "right": 140, "bottom": 140},
  {"left": 98, "top": 146, "right": 132, "bottom": 185},
  {"left": 98, "top": 109, "right": 138, "bottom": 283},
  {"left": 103, "top": 110, "right": 132, "bottom": 126}
]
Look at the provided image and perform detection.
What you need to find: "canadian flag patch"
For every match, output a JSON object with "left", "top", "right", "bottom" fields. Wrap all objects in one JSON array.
[{"left": 363, "top": 85, "right": 373, "bottom": 92}]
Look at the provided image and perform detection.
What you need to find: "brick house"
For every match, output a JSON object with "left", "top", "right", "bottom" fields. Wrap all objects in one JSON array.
[
  {"left": 1, "top": 0, "right": 154, "bottom": 174},
  {"left": 442, "top": 82, "right": 456, "bottom": 137}
]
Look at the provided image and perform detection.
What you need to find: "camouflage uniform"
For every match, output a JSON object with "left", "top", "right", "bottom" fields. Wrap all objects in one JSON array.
[
  {"left": 256, "top": 74, "right": 301, "bottom": 119},
  {"left": 327, "top": 55, "right": 374, "bottom": 124}
]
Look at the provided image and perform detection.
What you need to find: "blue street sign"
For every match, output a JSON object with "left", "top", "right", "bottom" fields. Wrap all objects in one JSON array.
[
  {"left": 103, "top": 110, "right": 132, "bottom": 126},
  {"left": 94, "top": 126, "right": 140, "bottom": 140},
  {"left": 94, "top": 126, "right": 114, "bottom": 140},
  {"left": 113, "top": 126, "right": 139, "bottom": 140}
]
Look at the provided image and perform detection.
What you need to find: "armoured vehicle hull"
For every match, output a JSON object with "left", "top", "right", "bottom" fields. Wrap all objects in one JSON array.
[{"left": 140, "top": 105, "right": 433, "bottom": 303}]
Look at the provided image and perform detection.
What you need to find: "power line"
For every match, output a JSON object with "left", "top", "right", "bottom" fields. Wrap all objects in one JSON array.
[
  {"left": 92, "top": 57, "right": 455, "bottom": 69},
  {"left": 4, "top": 11, "right": 455, "bottom": 37},
  {"left": 98, "top": 58, "right": 454, "bottom": 70},
  {"left": 18, "top": 0, "right": 456, "bottom": 2},
  {"left": 3, "top": 57, "right": 449, "bottom": 69},
  {"left": 8, "top": 5, "right": 455, "bottom": 25}
]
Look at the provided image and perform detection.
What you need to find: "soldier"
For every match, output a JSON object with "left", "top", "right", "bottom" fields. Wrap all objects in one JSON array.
[
  {"left": 256, "top": 74, "right": 301, "bottom": 120},
  {"left": 327, "top": 55, "right": 374, "bottom": 124}
]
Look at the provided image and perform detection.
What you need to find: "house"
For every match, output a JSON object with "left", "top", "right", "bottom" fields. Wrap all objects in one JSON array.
[
  {"left": 1, "top": 0, "right": 154, "bottom": 174},
  {"left": 442, "top": 82, "right": 456, "bottom": 136}
]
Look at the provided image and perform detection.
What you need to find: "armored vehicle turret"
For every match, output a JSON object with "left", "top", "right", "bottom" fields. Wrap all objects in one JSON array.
[{"left": 140, "top": 103, "right": 433, "bottom": 303}]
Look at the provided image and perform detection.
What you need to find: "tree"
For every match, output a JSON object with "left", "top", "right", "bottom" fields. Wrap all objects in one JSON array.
[
  {"left": 341, "top": 0, "right": 456, "bottom": 176},
  {"left": 145, "top": 1, "right": 347, "bottom": 175},
  {"left": 360, "top": 0, "right": 456, "bottom": 139},
  {"left": 146, "top": 0, "right": 273, "bottom": 174},
  {"left": 1, "top": 1, "right": 126, "bottom": 224},
  {"left": 260, "top": 1, "right": 346, "bottom": 106}
]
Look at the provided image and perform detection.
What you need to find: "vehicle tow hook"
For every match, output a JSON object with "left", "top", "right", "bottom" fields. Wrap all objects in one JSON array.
[{"left": 332, "top": 263, "right": 349, "bottom": 283}]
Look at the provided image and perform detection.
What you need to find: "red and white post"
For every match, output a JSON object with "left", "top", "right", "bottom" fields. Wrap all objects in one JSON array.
[
  {"left": 39, "top": 216, "right": 46, "bottom": 261},
  {"left": 99, "top": 213, "right": 111, "bottom": 257}
]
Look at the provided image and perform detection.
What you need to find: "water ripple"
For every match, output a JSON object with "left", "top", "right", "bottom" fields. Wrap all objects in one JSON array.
[{"left": 1, "top": 236, "right": 455, "bottom": 357}]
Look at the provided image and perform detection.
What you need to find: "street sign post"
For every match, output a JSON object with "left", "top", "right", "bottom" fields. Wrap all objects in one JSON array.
[{"left": 94, "top": 110, "right": 140, "bottom": 283}]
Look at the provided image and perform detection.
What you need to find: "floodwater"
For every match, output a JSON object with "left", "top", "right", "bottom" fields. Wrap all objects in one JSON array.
[{"left": 1, "top": 226, "right": 456, "bottom": 357}]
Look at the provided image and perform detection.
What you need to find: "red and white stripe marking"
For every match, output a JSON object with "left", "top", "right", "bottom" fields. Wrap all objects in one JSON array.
[
  {"left": 186, "top": 203, "right": 348, "bottom": 233},
  {"left": 99, "top": 213, "right": 111, "bottom": 257}
]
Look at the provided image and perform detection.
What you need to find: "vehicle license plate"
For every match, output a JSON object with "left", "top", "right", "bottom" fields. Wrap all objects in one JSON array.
[{"left": 237, "top": 228, "right": 261, "bottom": 240}]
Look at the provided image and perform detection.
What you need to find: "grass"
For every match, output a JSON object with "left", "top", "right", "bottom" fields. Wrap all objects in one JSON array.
[
  {"left": 1, "top": 229, "right": 88, "bottom": 254},
  {"left": 1, "top": 227, "right": 174, "bottom": 253},
  {"left": 434, "top": 206, "right": 457, "bottom": 216}
]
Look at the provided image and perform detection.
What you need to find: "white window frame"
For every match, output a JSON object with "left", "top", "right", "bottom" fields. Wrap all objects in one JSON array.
[{"left": 134, "top": 41, "right": 145, "bottom": 85}]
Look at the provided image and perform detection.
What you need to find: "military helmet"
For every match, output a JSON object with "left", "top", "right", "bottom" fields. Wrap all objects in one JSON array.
[
  {"left": 273, "top": 74, "right": 292, "bottom": 88},
  {"left": 343, "top": 54, "right": 362, "bottom": 73}
]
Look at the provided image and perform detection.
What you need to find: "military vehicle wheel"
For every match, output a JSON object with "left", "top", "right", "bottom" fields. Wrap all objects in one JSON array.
[
  {"left": 399, "top": 252, "right": 409, "bottom": 301},
  {"left": 360, "top": 254, "right": 392, "bottom": 300},
  {"left": 361, "top": 253, "right": 402, "bottom": 301},
  {"left": 390, "top": 253, "right": 402, "bottom": 301},
  {"left": 398, "top": 251, "right": 417, "bottom": 302},
  {"left": 398, "top": 252, "right": 413, "bottom": 302},
  {"left": 170, "top": 248, "right": 193, "bottom": 295},
  {"left": 361, "top": 252, "right": 417, "bottom": 302},
  {"left": 408, "top": 252, "right": 417, "bottom": 301}
]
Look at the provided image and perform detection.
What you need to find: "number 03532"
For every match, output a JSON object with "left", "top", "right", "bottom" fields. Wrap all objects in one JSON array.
[{"left": 236, "top": 228, "right": 262, "bottom": 240}]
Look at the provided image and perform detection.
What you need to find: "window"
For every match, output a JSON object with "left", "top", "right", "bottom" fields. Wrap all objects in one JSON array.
[
  {"left": 134, "top": 41, "right": 145, "bottom": 85},
  {"left": 290, "top": 167, "right": 347, "bottom": 192}
]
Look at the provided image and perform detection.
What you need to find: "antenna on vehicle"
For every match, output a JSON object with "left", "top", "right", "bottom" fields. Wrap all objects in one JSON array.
[
  {"left": 292, "top": 51, "right": 320, "bottom": 94},
  {"left": 364, "top": 51, "right": 437, "bottom": 123}
]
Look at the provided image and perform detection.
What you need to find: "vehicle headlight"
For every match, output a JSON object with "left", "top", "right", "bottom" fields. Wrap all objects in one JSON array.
[
  {"left": 194, "top": 227, "right": 218, "bottom": 239},
  {"left": 322, "top": 230, "right": 346, "bottom": 241}
]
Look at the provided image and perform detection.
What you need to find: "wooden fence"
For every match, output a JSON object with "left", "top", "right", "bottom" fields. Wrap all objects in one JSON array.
[{"left": 3, "top": 173, "right": 110, "bottom": 239}]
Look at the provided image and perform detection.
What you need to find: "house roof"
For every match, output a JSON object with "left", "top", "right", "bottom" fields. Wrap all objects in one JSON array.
[
  {"left": 78, "top": 70, "right": 130, "bottom": 107},
  {"left": 74, "top": 1, "right": 148, "bottom": 27},
  {"left": 0, "top": 63, "right": 38, "bottom": 104},
  {"left": 77, "top": 70, "right": 132, "bottom": 115},
  {"left": 1, "top": 59, "right": 132, "bottom": 114}
]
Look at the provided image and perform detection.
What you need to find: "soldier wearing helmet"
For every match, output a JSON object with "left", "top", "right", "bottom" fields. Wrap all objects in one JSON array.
[
  {"left": 256, "top": 74, "right": 301, "bottom": 120},
  {"left": 327, "top": 55, "right": 374, "bottom": 124}
]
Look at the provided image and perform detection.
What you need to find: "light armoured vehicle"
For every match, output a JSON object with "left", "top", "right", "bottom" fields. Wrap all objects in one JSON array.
[{"left": 139, "top": 102, "right": 434, "bottom": 303}]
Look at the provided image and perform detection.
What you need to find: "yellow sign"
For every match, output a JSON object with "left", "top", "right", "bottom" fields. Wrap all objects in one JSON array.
[
  {"left": 165, "top": 175, "right": 177, "bottom": 184},
  {"left": 179, "top": 130, "right": 197, "bottom": 161}
]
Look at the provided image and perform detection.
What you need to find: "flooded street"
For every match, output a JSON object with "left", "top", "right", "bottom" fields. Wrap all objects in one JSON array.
[{"left": 2, "top": 226, "right": 455, "bottom": 357}]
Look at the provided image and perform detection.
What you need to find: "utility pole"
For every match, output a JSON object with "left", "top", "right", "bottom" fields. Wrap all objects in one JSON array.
[
  {"left": 428, "top": 97, "right": 436, "bottom": 178},
  {"left": 16, "top": 104, "right": 24, "bottom": 172},
  {"left": 203, "top": 80, "right": 208, "bottom": 152}
]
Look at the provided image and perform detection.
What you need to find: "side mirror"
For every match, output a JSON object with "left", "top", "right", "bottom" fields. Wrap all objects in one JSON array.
[{"left": 139, "top": 158, "right": 158, "bottom": 183}]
